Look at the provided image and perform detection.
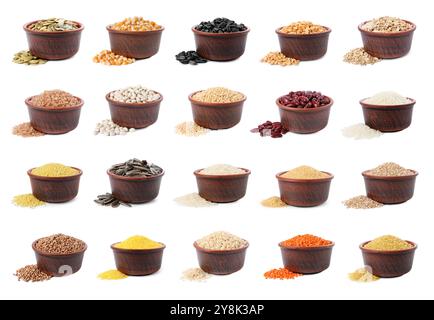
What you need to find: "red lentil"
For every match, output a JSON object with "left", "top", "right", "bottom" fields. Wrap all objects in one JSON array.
[
  {"left": 264, "top": 268, "right": 302, "bottom": 280},
  {"left": 281, "top": 234, "right": 332, "bottom": 247}
]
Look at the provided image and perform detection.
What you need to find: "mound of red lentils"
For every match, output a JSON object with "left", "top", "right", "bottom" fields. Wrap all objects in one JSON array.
[{"left": 281, "top": 234, "right": 332, "bottom": 247}]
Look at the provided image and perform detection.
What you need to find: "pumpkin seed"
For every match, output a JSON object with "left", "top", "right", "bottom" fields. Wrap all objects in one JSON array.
[{"left": 12, "top": 51, "right": 47, "bottom": 65}]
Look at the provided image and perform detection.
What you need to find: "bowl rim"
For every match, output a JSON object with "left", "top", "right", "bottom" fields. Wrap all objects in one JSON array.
[
  {"left": 193, "top": 241, "right": 249, "bottom": 254},
  {"left": 32, "top": 239, "right": 87, "bottom": 257},
  {"left": 276, "top": 170, "right": 334, "bottom": 182},
  {"left": 191, "top": 26, "right": 250, "bottom": 36},
  {"left": 276, "top": 96, "right": 333, "bottom": 112},
  {"left": 27, "top": 166, "right": 83, "bottom": 180},
  {"left": 25, "top": 96, "right": 84, "bottom": 111},
  {"left": 107, "top": 169, "right": 165, "bottom": 181},
  {"left": 105, "top": 91, "right": 163, "bottom": 107},
  {"left": 359, "top": 240, "right": 417, "bottom": 254},
  {"left": 188, "top": 90, "right": 247, "bottom": 106},
  {"left": 362, "top": 169, "right": 418, "bottom": 180},
  {"left": 360, "top": 97, "right": 416, "bottom": 109},
  {"left": 279, "top": 241, "right": 335, "bottom": 250},
  {"left": 194, "top": 168, "right": 251, "bottom": 179},
  {"left": 111, "top": 242, "right": 166, "bottom": 253},
  {"left": 275, "top": 25, "right": 331, "bottom": 37},
  {"left": 106, "top": 25, "right": 165, "bottom": 34},
  {"left": 358, "top": 19, "right": 416, "bottom": 36},
  {"left": 23, "top": 20, "right": 84, "bottom": 34}
]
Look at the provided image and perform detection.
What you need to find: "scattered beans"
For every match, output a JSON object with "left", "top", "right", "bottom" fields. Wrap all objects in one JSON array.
[
  {"left": 343, "top": 195, "right": 383, "bottom": 209},
  {"left": 29, "top": 18, "right": 79, "bottom": 32},
  {"left": 95, "top": 193, "right": 132, "bottom": 208},
  {"left": 261, "top": 52, "right": 299, "bottom": 66},
  {"left": 109, "top": 86, "right": 160, "bottom": 104},
  {"left": 93, "top": 50, "right": 135, "bottom": 66},
  {"left": 13, "top": 51, "right": 46, "bottom": 65},
  {"left": 280, "top": 21, "right": 327, "bottom": 34},
  {"left": 12, "top": 122, "right": 45, "bottom": 137},
  {"left": 361, "top": 17, "right": 413, "bottom": 33},
  {"left": 192, "top": 87, "right": 244, "bottom": 103},
  {"left": 15, "top": 265, "right": 52, "bottom": 282},
  {"left": 34, "top": 234, "right": 86, "bottom": 255},
  {"left": 343, "top": 48, "right": 381, "bottom": 65},
  {"left": 94, "top": 119, "right": 134, "bottom": 136},
  {"left": 278, "top": 91, "right": 331, "bottom": 109},
  {"left": 251, "top": 121, "right": 288, "bottom": 138},
  {"left": 109, "top": 17, "right": 161, "bottom": 32},
  {"left": 195, "top": 18, "right": 247, "bottom": 33},
  {"left": 175, "top": 50, "right": 207, "bottom": 65},
  {"left": 109, "top": 158, "right": 163, "bottom": 177},
  {"left": 29, "top": 90, "right": 81, "bottom": 108}
]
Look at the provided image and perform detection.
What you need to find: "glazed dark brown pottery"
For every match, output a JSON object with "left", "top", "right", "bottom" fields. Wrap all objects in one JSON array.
[
  {"left": 28, "top": 167, "right": 82, "bottom": 203},
  {"left": 192, "top": 27, "right": 250, "bottom": 61},
  {"left": 360, "top": 241, "right": 417, "bottom": 278},
  {"left": 24, "top": 20, "right": 84, "bottom": 60},
  {"left": 189, "top": 91, "right": 246, "bottom": 129},
  {"left": 33, "top": 240, "right": 87, "bottom": 277},
  {"left": 194, "top": 242, "right": 248, "bottom": 275},
  {"left": 362, "top": 170, "right": 417, "bottom": 204},
  {"left": 26, "top": 96, "right": 83, "bottom": 134},
  {"left": 276, "top": 26, "right": 331, "bottom": 61},
  {"left": 276, "top": 171, "right": 333, "bottom": 207},
  {"left": 194, "top": 168, "right": 250, "bottom": 203},
  {"left": 107, "top": 26, "right": 164, "bottom": 59},
  {"left": 108, "top": 170, "right": 164, "bottom": 204},
  {"left": 111, "top": 243, "right": 165, "bottom": 276},
  {"left": 359, "top": 21, "right": 416, "bottom": 59},
  {"left": 279, "top": 242, "right": 334, "bottom": 274},
  {"left": 106, "top": 93, "right": 162, "bottom": 129},
  {"left": 360, "top": 98, "right": 415, "bottom": 132},
  {"left": 277, "top": 97, "right": 333, "bottom": 134}
]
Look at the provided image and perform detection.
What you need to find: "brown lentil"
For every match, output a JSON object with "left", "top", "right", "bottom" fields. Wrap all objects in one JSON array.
[
  {"left": 93, "top": 50, "right": 135, "bottom": 66},
  {"left": 343, "top": 195, "right": 383, "bottom": 209},
  {"left": 367, "top": 162, "right": 414, "bottom": 177},
  {"left": 280, "top": 22, "right": 327, "bottom": 34},
  {"left": 192, "top": 87, "right": 244, "bottom": 103},
  {"left": 12, "top": 122, "right": 45, "bottom": 137},
  {"left": 343, "top": 48, "right": 381, "bottom": 65},
  {"left": 261, "top": 52, "right": 299, "bottom": 66},
  {"left": 34, "top": 234, "right": 86, "bottom": 255},
  {"left": 29, "top": 90, "right": 81, "bottom": 108},
  {"left": 15, "top": 265, "right": 52, "bottom": 282},
  {"left": 361, "top": 17, "right": 413, "bottom": 33}
]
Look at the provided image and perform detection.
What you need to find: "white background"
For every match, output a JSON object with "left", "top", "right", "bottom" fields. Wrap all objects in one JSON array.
[{"left": 0, "top": 0, "right": 431, "bottom": 300}]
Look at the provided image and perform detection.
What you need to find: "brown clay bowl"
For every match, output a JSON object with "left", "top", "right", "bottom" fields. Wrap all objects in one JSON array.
[
  {"left": 32, "top": 240, "right": 87, "bottom": 277},
  {"left": 279, "top": 241, "right": 334, "bottom": 274},
  {"left": 194, "top": 242, "right": 248, "bottom": 275},
  {"left": 194, "top": 168, "right": 250, "bottom": 203},
  {"left": 276, "top": 171, "right": 333, "bottom": 207},
  {"left": 362, "top": 170, "right": 418, "bottom": 204},
  {"left": 111, "top": 243, "right": 165, "bottom": 276},
  {"left": 360, "top": 98, "right": 415, "bottom": 132},
  {"left": 358, "top": 20, "right": 416, "bottom": 59},
  {"left": 107, "top": 170, "right": 164, "bottom": 204},
  {"left": 192, "top": 27, "right": 250, "bottom": 61},
  {"left": 360, "top": 240, "right": 417, "bottom": 278},
  {"left": 28, "top": 167, "right": 82, "bottom": 203},
  {"left": 276, "top": 26, "right": 331, "bottom": 61},
  {"left": 25, "top": 96, "right": 84, "bottom": 134},
  {"left": 107, "top": 26, "right": 164, "bottom": 59},
  {"left": 276, "top": 97, "right": 333, "bottom": 134},
  {"left": 106, "top": 93, "right": 162, "bottom": 129},
  {"left": 24, "top": 20, "right": 84, "bottom": 60},
  {"left": 189, "top": 91, "right": 246, "bottom": 129}
]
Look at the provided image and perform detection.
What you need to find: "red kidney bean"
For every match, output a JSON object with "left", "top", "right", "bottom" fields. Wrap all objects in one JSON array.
[
  {"left": 278, "top": 91, "right": 330, "bottom": 108},
  {"left": 251, "top": 121, "right": 288, "bottom": 138}
]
